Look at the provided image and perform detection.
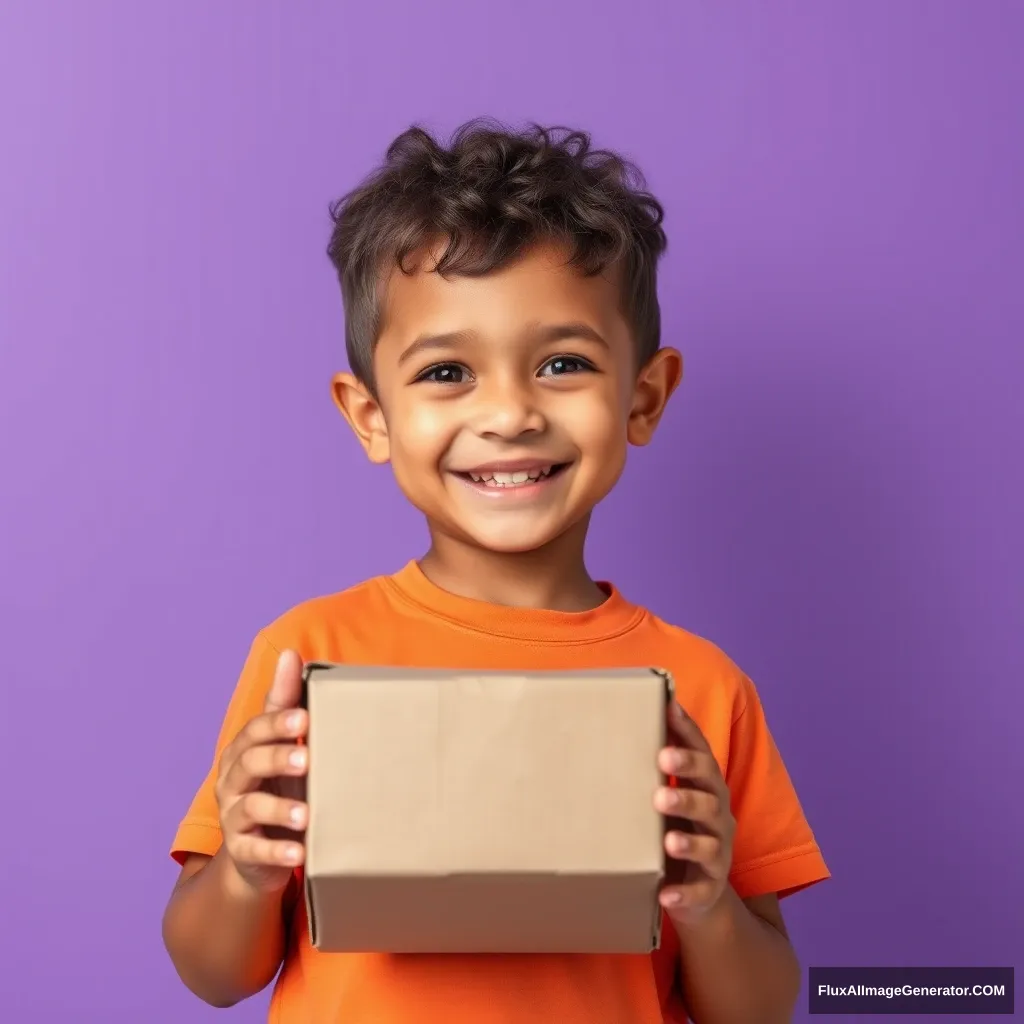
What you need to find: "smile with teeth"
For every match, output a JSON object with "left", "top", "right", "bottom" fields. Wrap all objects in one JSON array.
[{"left": 461, "top": 464, "right": 565, "bottom": 488}]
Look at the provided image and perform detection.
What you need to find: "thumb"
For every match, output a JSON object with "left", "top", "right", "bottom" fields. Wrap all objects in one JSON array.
[{"left": 264, "top": 649, "right": 304, "bottom": 714}]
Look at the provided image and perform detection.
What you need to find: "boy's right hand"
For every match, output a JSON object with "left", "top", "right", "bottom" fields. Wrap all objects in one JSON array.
[{"left": 215, "top": 649, "right": 309, "bottom": 894}]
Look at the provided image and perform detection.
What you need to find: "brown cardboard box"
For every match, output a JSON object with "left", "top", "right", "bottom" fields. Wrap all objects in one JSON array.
[{"left": 301, "top": 664, "right": 672, "bottom": 954}]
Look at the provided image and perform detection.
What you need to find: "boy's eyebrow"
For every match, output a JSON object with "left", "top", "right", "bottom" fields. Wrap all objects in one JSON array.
[
  {"left": 533, "top": 322, "right": 609, "bottom": 349},
  {"left": 397, "top": 330, "right": 475, "bottom": 365}
]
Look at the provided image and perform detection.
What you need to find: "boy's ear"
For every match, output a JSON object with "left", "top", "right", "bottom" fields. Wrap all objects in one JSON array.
[
  {"left": 627, "top": 347, "right": 683, "bottom": 447},
  {"left": 331, "top": 372, "right": 390, "bottom": 464}
]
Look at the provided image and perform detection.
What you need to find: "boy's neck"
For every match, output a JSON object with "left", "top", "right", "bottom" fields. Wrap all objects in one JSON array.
[{"left": 418, "top": 519, "right": 607, "bottom": 612}]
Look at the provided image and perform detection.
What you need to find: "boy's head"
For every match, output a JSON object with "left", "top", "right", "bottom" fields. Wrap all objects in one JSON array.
[{"left": 327, "top": 120, "right": 682, "bottom": 555}]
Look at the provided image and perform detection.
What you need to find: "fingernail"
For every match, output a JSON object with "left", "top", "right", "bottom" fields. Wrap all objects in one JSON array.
[
  {"left": 286, "top": 712, "right": 303, "bottom": 732},
  {"left": 284, "top": 845, "right": 302, "bottom": 863},
  {"left": 289, "top": 804, "right": 305, "bottom": 826},
  {"left": 289, "top": 749, "right": 306, "bottom": 768},
  {"left": 661, "top": 891, "right": 682, "bottom": 907},
  {"left": 671, "top": 833, "right": 690, "bottom": 853}
]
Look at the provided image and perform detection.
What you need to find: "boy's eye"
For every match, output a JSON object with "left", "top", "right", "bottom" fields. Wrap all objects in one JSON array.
[
  {"left": 538, "top": 355, "right": 594, "bottom": 377},
  {"left": 416, "top": 363, "right": 469, "bottom": 384}
]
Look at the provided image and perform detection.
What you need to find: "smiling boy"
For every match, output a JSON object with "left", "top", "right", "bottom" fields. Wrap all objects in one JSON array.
[{"left": 162, "top": 120, "right": 828, "bottom": 1023}]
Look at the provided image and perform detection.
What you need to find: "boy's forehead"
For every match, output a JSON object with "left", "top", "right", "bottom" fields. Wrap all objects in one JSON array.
[{"left": 378, "top": 241, "right": 626, "bottom": 345}]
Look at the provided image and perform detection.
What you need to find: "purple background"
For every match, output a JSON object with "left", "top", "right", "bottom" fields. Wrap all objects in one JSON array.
[{"left": 1, "top": 1, "right": 1020, "bottom": 1020}]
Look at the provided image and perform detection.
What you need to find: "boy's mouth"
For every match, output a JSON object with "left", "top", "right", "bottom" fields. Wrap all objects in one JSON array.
[{"left": 451, "top": 461, "right": 572, "bottom": 492}]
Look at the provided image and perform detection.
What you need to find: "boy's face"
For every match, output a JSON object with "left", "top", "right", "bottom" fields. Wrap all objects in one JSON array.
[{"left": 335, "top": 241, "right": 681, "bottom": 555}]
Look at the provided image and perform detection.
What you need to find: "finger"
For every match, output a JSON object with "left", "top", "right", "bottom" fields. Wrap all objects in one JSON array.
[
  {"left": 218, "top": 709, "right": 307, "bottom": 789},
  {"left": 666, "top": 701, "right": 711, "bottom": 752},
  {"left": 653, "top": 784, "right": 724, "bottom": 829},
  {"left": 221, "top": 742, "right": 308, "bottom": 799},
  {"left": 225, "top": 791, "right": 308, "bottom": 835},
  {"left": 237, "top": 708, "right": 307, "bottom": 750},
  {"left": 663, "top": 831, "right": 728, "bottom": 878},
  {"left": 264, "top": 649, "right": 304, "bottom": 715},
  {"left": 659, "top": 878, "right": 718, "bottom": 911},
  {"left": 226, "top": 831, "right": 305, "bottom": 869},
  {"left": 656, "top": 748, "right": 720, "bottom": 786}
]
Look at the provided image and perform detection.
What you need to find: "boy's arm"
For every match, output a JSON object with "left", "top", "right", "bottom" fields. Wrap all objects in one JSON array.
[
  {"left": 164, "top": 644, "right": 308, "bottom": 1008},
  {"left": 162, "top": 850, "right": 290, "bottom": 1008},
  {"left": 673, "top": 889, "right": 800, "bottom": 1024},
  {"left": 655, "top": 689, "right": 827, "bottom": 1024}
]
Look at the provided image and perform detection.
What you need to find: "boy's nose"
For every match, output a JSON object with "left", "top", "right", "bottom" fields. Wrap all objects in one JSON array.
[{"left": 471, "top": 377, "right": 547, "bottom": 439}]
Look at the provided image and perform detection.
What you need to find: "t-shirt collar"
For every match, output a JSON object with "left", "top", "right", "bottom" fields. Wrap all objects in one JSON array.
[{"left": 386, "top": 559, "right": 645, "bottom": 645}]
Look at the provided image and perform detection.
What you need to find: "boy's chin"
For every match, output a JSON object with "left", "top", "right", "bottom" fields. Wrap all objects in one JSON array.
[
  {"left": 464, "top": 533, "right": 560, "bottom": 556},
  {"left": 454, "top": 520, "right": 572, "bottom": 556}
]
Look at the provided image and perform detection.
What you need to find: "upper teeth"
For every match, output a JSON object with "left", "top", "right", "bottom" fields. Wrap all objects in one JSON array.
[{"left": 468, "top": 466, "right": 556, "bottom": 486}]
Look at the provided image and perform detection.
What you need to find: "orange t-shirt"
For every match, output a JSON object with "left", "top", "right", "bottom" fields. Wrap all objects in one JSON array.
[{"left": 171, "top": 561, "right": 829, "bottom": 1024}]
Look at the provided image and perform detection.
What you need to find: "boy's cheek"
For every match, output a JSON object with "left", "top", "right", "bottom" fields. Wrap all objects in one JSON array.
[
  {"left": 386, "top": 413, "right": 454, "bottom": 474},
  {"left": 403, "top": 401, "right": 455, "bottom": 439}
]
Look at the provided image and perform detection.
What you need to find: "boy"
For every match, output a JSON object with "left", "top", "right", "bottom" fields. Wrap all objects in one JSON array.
[{"left": 162, "top": 120, "right": 828, "bottom": 1023}]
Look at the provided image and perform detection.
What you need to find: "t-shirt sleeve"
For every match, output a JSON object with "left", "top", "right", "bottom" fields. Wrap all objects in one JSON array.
[
  {"left": 725, "top": 678, "right": 829, "bottom": 900},
  {"left": 169, "top": 631, "right": 283, "bottom": 865}
]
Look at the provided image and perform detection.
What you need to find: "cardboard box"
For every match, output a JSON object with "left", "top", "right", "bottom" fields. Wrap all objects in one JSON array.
[{"left": 301, "top": 664, "right": 672, "bottom": 954}]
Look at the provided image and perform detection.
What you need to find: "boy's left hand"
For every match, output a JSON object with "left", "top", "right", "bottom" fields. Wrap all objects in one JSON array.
[{"left": 653, "top": 702, "right": 736, "bottom": 926}]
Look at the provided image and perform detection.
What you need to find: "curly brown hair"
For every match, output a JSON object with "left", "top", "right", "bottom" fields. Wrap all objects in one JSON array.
[{"left": 326, "top": 119, "right": 667, "bottom": 389}]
